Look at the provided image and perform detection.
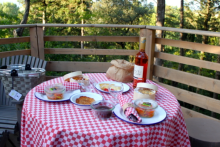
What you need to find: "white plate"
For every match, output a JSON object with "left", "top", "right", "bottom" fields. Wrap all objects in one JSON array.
[
  {"left": 113, "top": 104, "right": 167, "bottom": 125},
  {"left": 35, "top": 90, "right": 81, "bottom": 102},
  {"left": 95, "top": 81, "right": 130, "bottom": 93},
  {"left": 70, "top": 92, "right": 103, "bottom": 109}
]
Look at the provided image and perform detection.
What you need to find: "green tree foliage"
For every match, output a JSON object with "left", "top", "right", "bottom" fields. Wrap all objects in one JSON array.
[
  {"left": 90, "top": 0, "right": 154, "bottom": 25},
  {"left": 0, "top": 0, "right": 219, "bottom": 87},
  {"left": 1, "top": 2, "right": 19, "bottom": 16},
  {"left": 84, "top": 0, "right": 154, "bottom": 62},
  {"left": 0, "top": 2, "right": 29, "bottom": 52}
]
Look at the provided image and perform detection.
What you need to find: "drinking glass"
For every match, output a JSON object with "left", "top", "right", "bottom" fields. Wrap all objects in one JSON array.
[
  {"left": 108, "top": 81, "right": 124, "bottom": 105},
  {"left": 77, "top": 78, "right": 91, "bottom": 92},
  {"left": 88, "top": 76, "right": 98, "bottom": 93}
]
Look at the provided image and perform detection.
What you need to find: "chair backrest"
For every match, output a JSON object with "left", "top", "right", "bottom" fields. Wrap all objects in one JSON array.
[{"left": 0, "top": 55, "right": 47, "bottom": 106}]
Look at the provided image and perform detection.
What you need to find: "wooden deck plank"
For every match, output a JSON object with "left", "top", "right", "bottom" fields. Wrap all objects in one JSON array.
[
  {"left": 6, "top": 57, "right": 10, "bottom": 65},
  {"left": 10, "top": 56, "right": 15, "bottom": 64},
  {"left": 0, "top": 120, "right": 17, "bottom": 125},
  {"left": 23, "top": 55, "right": 28, "bottom": 64},
  {"left": 34, "top": 58, "right": 40, "bottom": 68},
  {"left": 44, "top": 36, "right": 139, "bottom": 42},
  {"left": 1, "top": 58, "right": 6, "bottom": 65},
  {"left": 153, "top": 65, "right": 220, "bottom": 94},
  {"left": 30, "top": 56, "right": 36, "bottom": 67},
  {"left": 154, "top": 52, "right": 220, "bottom": 72},
  {"left": 0, "top": 37, "right": 30, "bottom": 45},
  {"left": 156, "top": 38, "right": 220, "bottom": 55},
  {"left": 155, "top": 81, "right": 220, "bottom": 114},
  {"left": 0, "top": 50, "right": 31, "bottom": 59},
  {"left": 44, "top": 48, "right": 138, "bottom": 55},
  {"left": 18, "top": 55, "right": 23, "bottom": 64},
  {"left": 0, "top": 124, "right": 15, "bottom": 129},
  {"left": 15, "top": 55, "right": 19, "bottom": 64},
  {"left": 0, "top": 129, "right": 14, "bottom": 135},
  {"left": 46, "top": 61, "right": 110, "bottom": 72}
]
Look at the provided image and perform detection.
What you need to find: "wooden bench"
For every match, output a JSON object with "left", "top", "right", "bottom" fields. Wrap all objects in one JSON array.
[{"left": 0, "top": 55, "right": 47, "bottom": 140}]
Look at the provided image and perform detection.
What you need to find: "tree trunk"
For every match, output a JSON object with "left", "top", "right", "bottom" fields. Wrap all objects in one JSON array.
[
  {"left": 172, "top": 0, "right": 185, "bottom": 87},
  {"left": 195, "top": 0, "right": 211, "bottom": 112},
  {"left": 154, "top": 0, "right": 165, "bottom": 82},
  {"left": 13, "top": 0, "right": 30, "bottom": 37},
  {"left": 42, "top": 0, "right": 47, "bottom": 34},
  {"left": 196, "top": 0, "right": 211, "bottom": 93},
  {"left": 81, "top": 19, "right": 84, "bottom": 58},
  {"left": 81, "top": 0, "right": 84, "bottom": 59}
]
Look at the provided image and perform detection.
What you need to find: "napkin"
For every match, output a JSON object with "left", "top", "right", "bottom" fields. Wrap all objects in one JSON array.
[
  {"left": 118, "top": 94, "right": 142, "bottom": 123},
  {"left": 35, "top": 81, "right": 80, "bottom": 93}
]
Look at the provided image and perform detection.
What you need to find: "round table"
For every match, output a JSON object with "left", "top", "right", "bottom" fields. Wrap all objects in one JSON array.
[{"left": 21, "top": 73, "right": 190, "bottom": 147}]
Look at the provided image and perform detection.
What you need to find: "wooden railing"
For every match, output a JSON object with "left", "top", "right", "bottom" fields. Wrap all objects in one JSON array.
[{"left": 1, "top": 24, "right": 220, "bottom": 122}]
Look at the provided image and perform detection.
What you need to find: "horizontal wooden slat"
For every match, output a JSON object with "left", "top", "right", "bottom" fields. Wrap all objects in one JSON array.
[
  {"left": 44, "top": 36, "right": 139, "bottom": 42},
  {"left": 0, "top": 129, "right": 14, "bottom": 134},
  {"left": 0, "top": 50, "right": 31, "bottom": 58},
  {"left": 45, "top": 48, "right": 138, "bottom": 55},
  {"left": 46, "top": 61, "right": 111, "bottom": 72},
  {"left": 1, "top": 24, "right": 220, "bottom": 37},
  {"left": 0, "top": 37, "right": 30, "bottom": 45},
  {"left": 155, "top": 52, "right": 220, "bottom": 71},
  {"left": 0, "top": 109, "right": 17, "bottom": 114},
  {"left": 155, "top": 81, "right": 220, "bottom": 114},
  {"left": 0, "top": 114, "right": 17, "bottom": 119},
  {"left": 155, "top": 38, "right": 220, "bottom": 54},
  {"left": 153, "top": 65, "right": 220, "bottom": 94},
  {"left": 0, "top": 117, "right": 17, "bottom": 121},
  {"left": 146, "top": 26, "right": 220, "bottom": 37},
  {"left": 0, "top": 111, "right": 17, "bottom": 117},
  {"left": 0, "top": 24, "right": 36, "bottom": 29},
  {"left": 0, "top": 106, "right": 17, "bottom": 121},
  {"left": 0, "top": 119, "right": 17, "bottom": 124},
  {"left": 181, "top": 107, "right": 220, "bottom": 122},
  {"left": 0, "top": 124, "right": 15, "bottom": 129},
  {"left": 37, "top": 24, "right": 146, "bottom": 28},
  {"left": 0, "top": 105, "right": 16, "bottom": 109}
]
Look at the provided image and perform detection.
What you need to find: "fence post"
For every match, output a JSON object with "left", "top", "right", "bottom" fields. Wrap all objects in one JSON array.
[
  {"left": 29, "top": 27, "right": 39, "bottom": 58},
  {"left": 36, "top": 26, "right": 45, "bottom": 60},
  {"left": 146, "top": 29, "right": 156, "bottom": 80},
  {"left": 140, "top": 28, "right": 156, "bottom": 81}
]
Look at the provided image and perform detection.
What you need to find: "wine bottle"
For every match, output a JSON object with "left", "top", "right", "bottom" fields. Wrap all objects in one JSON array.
[{"left": 133, "top": 37, "right": 148, "bottom": 88}]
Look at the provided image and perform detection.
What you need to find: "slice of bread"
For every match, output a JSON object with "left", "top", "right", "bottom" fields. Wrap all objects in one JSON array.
[
  {"left": 76, "top": 96, "right": 95, "bottom": 105},
  {"left": 99, "top": 83, "right": 110, "bottom": 90},
  {"left": 99, "top": 83, "right": 121, "bottom": 91}
]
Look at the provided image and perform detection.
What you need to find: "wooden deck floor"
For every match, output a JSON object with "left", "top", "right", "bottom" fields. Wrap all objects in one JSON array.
[{"left": 0, "top": 105, "right": 20, "bottom": 147}]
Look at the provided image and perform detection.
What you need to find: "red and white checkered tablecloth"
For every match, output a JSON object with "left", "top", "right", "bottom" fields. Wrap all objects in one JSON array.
[{"left": 21, "top": 73, "right": 191, "bottom": 147}]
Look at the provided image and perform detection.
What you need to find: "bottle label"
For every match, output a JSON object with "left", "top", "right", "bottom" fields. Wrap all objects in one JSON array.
[{"left": 134, "top": 65, "right": 144, "bottom": 79}]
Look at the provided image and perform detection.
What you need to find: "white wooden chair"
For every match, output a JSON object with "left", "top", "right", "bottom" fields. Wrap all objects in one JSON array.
[{"left": 0, "top": 55, "right": 47, "bottom": 142}]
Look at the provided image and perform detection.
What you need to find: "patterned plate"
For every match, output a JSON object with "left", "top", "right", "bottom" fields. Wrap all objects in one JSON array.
[
  {"left": 113, "top": 104, "right": 167, "bottom": 125},
  {"left": 95, "top": 81, "right": 130, "bottom": 93},
  {"left": 35, "top": 89, "right": 81, "bottom": 102}
]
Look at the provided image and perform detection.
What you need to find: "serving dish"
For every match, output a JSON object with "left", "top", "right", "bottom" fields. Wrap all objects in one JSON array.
[
  {"left": 44, "top": 84, "right": 66, "bottom": 100},
  {"left": 70, "top": 92, "right": 103, "bottom": 109},
  {"left": 134, "top": 99, "right": 158, "bottom": 118},
  {"left": 113, "top": 104, "right": 166, "bottom": 125},
  {"left": 95, "top": 81, "right": 130, "bottom": 93},
  {"left": 35, "top": 89, "right": 81, "bottom": 102},
  {"left": 90, "top": 100, "right": 115, "bottom": 119}
]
